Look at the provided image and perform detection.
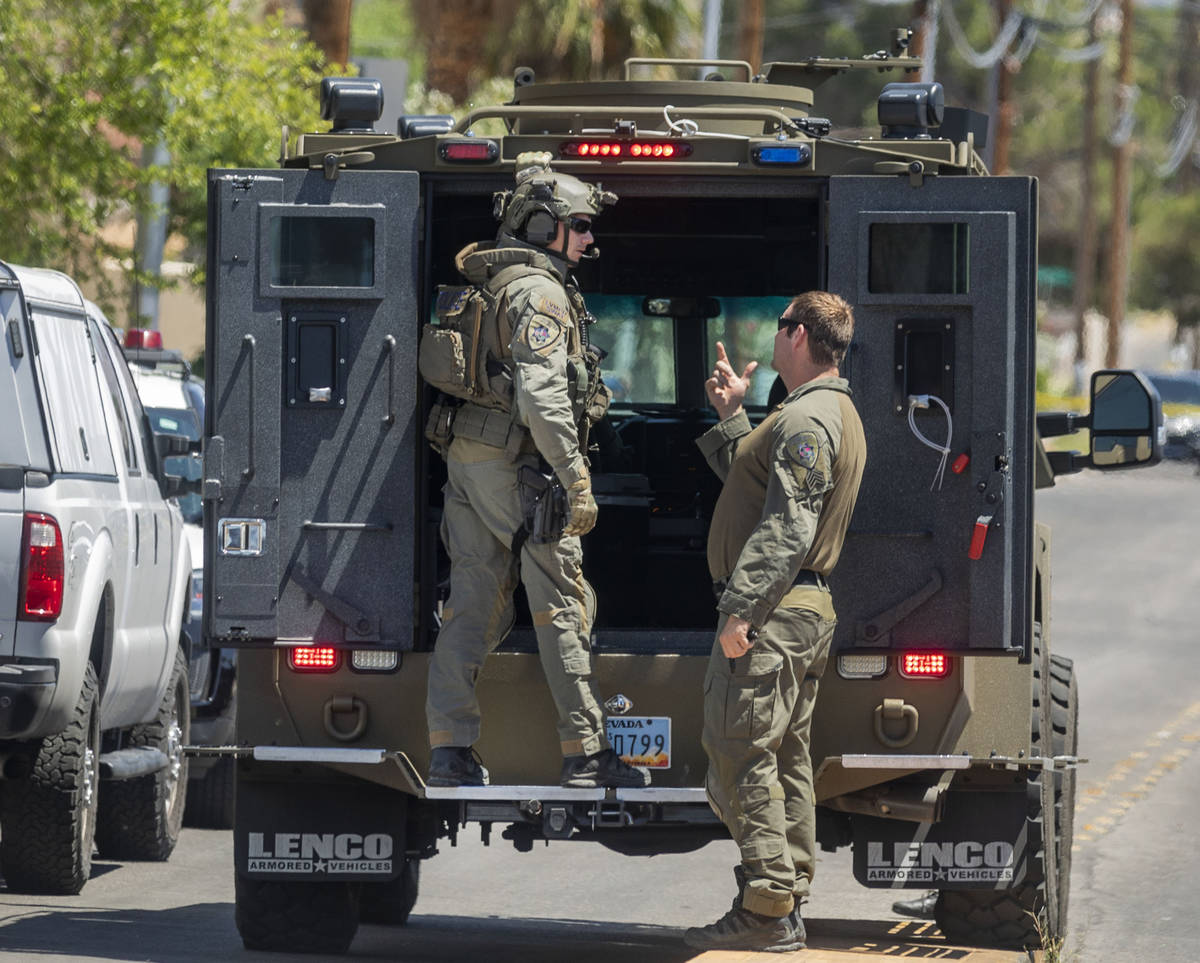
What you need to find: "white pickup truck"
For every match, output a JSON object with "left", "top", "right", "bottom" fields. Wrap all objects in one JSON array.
[{"left": 0, "top": 262, "right": 193, "bottom": 894}]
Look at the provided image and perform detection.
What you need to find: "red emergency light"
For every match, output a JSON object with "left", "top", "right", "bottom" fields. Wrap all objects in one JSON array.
[
  {"left": 899, "top": 652, "right": 950, "bottom": 678},
  {"left": 438, "top": 139, "right": 499, "bottom": 163},
  {"left": 124, "top": 328, "right": 163, "bottom": 349},
  {"left": 288, "top": 646, "right": 341, "bottom": 672},
  {"left": 560, "top": 141, "right": 692, "bottom": 160}
]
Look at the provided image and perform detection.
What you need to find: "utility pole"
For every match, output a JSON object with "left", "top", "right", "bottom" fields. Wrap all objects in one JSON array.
[
  {"left": 703, "top": 0, "right": 722, "bottom": 63},
  {"left": 1071, "top": 8, "right": 1101, "bottom": 384},
  {"left": 1106, "top": 0, "right": 1135, "bottom": 369},
  {"left": 991, "top": 0, "right": 1018, "bottom": 175},
  {"left": 738, "top": 0, "right": 764, "bottom": 72},
  {"left": 910, "top": 0, "right": 940, "bottom": 84}
]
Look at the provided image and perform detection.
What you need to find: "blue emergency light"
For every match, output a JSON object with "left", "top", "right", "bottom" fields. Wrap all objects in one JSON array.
[{"left": 752, "top": 144, "right": 812, "bottom": 166}]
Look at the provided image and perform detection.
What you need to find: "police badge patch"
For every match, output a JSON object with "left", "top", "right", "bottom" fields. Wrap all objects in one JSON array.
[
  {"left": 785, "top": 431, "right": 821, "bottom": 469},
  {"left": 524, "top": 317, "right": 562, "bottom": 353}
]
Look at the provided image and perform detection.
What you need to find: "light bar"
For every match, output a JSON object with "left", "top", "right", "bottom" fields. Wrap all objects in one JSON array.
[
  {"left": 560, "top": 141, "right": 692, "bottom": 160},
  {"left": 751, "top": 143, "right": 812, "bottom": 166},
  {"left": 837, "top": 655, "right": 888, "bottom": 680},
  {"left": 438, "top": 139, "right": 499, "bottom": 163},
  {"left": 288, "top": 646, "right": 340, "bottom": 672},
  {"left": 899, "top": 652, "right": 950, "bottom": 678}
]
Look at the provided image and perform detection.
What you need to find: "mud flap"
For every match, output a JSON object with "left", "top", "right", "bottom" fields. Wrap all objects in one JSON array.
[
  {"left": 852, "top": 789, "right": 1028, "bottom": 890},
  {"left": 235, "top": 778, "right": 407, "bottom": 882}
]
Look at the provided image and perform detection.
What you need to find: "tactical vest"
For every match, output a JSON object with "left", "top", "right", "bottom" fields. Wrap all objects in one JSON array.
[{"left": 419, "top": 244, "right": 609, "bottom": 452}]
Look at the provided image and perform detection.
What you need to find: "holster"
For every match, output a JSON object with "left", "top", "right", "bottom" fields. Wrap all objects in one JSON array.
[
  {"left": 517, "top": 464, "right": 568, "bottom": 544},
  {"left": 424, "top": 394, "right": 457, "bottom": 456}
]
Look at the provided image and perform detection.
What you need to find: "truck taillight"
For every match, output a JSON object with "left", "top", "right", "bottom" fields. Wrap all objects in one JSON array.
[
  {"left": 20, "top": 513, "right": 64, "bottom": 621},
  {"left": 899, "top": 652, "right": 950, "bottom": 678},
  {"left": 288, "top": 647, "right": 340, "bottom": 672}
]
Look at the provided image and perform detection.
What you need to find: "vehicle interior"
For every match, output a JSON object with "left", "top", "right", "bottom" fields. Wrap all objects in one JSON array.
[{"left": 419, "top": 180, "right": 824, "bottom": 652}]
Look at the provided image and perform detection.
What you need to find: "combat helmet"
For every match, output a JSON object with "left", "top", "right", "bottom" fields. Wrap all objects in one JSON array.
[{"left": 494, "top": 151, "right": 617, "bottom": 262}]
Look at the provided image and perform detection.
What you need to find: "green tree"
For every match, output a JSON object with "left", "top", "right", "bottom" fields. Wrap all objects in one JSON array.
[
  {"left": 0, "top": 0, "right": 335, "bottom": 313},
  {"left": 1132, "top": 191, "right": 1200, "bottom": 366}
]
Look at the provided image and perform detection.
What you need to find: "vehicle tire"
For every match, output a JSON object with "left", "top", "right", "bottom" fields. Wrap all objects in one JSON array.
[
  {"left": 0, "top": 662, "right": 101, "bottom": 895},
  {"left": 360, "top": 858, "right": 420, "bottom": 926},
  {"left": 235, "top": 876, "right": 360, "bottom": 954},
  {"left": 935, "top": 634, "right": 1078, "bottom": 949},
  {"left": 184, "top": 755, "right": 236, "bottom": 829},
  {"left": 95, "top": 645, "right": 189, "bottom": 860}
]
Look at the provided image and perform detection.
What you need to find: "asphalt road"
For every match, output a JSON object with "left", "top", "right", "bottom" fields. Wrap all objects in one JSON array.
[{"left": 1, "top": 459, "right": 1197, "bottom": 962}]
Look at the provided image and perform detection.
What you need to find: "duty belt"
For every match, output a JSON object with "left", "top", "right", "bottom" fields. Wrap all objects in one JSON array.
[{"left": 712, "top": 569, "right": 827, "bottom": 601}]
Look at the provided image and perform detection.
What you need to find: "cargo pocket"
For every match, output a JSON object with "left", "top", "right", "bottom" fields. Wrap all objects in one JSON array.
[
  {"left": 739, "top": 835, "right": 785, "bottom": 868},
  {"left": 725, "top": 651, "right": 784, "bottom": 743}
]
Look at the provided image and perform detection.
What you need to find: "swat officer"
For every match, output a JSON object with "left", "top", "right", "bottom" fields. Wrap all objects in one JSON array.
[
  {"left": 424, "top": 152, "right": 650, "bottom": 790},
  {"left": 684, "top": 292, "right": 867, "bottom": 952}
]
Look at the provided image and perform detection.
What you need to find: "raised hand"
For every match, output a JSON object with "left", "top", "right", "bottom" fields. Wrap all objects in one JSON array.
[{"left": 704, "top": 341, "right": 758, "bottom": 420}]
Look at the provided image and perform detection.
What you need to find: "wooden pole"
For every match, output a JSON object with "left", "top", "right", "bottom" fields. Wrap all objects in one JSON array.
[
  {"left": 1105, "top": 0, "right": 1135, "bottom": 369},
  {"left": 1071, "top": 10, "right": 1101, "bottom": 379}
]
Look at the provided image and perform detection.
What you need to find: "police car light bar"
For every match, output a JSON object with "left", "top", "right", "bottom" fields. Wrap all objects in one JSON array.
[
  {"left": 289, "top": 646, "right": 341, "bottom": 672},
  {"left": 899, "top": 652, "right": 950, "bottom": 678},
  {"left": 561, "top": 141, "right": 693, "bottom": 160}
]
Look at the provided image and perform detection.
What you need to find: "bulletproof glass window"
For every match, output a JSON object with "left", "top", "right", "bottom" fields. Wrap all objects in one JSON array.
[
  {"left": 587, "top": 295, "right": 676, "bottom": 405},
  {"left": 269, "top": 216, "right": 375, "bottom": 287},
  {"left": 706, "top": 300, "right": 784, "bottom": 408},
  {"left": 868, "top": 222, "right": 970, "bottom": 294},
  {"left": 30, "top": 308, "right": 117, "bottom": 476}
]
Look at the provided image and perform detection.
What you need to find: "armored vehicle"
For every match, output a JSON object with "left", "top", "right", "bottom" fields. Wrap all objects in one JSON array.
[{"left": 201, "top": 35, "right": 1162, "bottom": 953}]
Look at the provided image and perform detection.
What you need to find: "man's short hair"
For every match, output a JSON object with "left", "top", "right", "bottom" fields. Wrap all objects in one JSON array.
[{"left": 787, "top": 291, "right": 854, "bottom": 367}]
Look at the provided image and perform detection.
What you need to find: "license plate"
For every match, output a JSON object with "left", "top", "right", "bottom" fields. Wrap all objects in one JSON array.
[{"left": 606, "top": 716, "right": 670, "bottom": 769}]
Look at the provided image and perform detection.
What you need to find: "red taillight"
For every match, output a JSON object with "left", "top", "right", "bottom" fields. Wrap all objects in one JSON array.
[
  {"left": 288, "top": 646, "right": 340, "bottom": 672},
  {"left": 899, "top": 652, "right": 950, "bottom": 678},
  {"left": 124, "top": 328, "right": 163, "bottom": 349},
  {"left": 20, "top": 513, "right": 64, "bottom": 621}
]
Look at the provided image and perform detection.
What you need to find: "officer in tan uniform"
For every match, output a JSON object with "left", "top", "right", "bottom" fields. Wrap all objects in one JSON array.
[
  {"left": 425, "top": 153, "right": 649, "bottom": 790},
  {"left": 685, "top": 291, "right": 867, "bottom": 952}
]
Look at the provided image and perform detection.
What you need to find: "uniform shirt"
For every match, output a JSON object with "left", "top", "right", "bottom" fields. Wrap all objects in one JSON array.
[{"left": 697, "top": 377, "right": 867, "bottom": 627}]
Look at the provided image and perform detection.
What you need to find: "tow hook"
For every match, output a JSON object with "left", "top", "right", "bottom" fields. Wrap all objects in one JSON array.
[
  {"left": 323, "top": 696, "right": 368, "bottom": 742},
  {"left": 873, "top": 698, "right": 919, "bottom": 748}
]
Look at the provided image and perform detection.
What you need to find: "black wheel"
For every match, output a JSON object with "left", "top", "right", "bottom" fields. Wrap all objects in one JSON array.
[
  {"left": 935, "top": 633, "right": 1078, "bottom": 949},
  {"left": 360, "top": 859, "right": 420, "bottom": 925},
  {"left": 184, "top": 755, "right": 236, "bottom": 829},
  {"left": 0, "top": 662, "right": 101, "bottom": 894},
  {"left": 235, "top": 876, "right": 360, "bottom": 954},
  {"left": 95, "top": 645, "right": 189, "bottom": 860}
]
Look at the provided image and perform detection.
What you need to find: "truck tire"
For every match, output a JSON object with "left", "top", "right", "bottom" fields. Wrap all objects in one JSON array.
[
  {"left": 360, "top": 858, "right": 420, "bottom": 926},
  {"left": 935, "top": 639, "right": 1078, "bottom": 949},
  {"left": 0, "top": 661, "right": 101, "bottom": 894},
  {"left": 184, "top": 755, "right": 236, "bottom": 829},
  {"left": 235, "top": 877, "right": 360, "bottom": 953},
  {"left": 95, "top": 645, "right": 189, "bottom": 860}
]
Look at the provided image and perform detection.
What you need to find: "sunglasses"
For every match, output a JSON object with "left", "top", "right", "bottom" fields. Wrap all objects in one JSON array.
[
  {"left": 568, "top": 217, "right": 594, "bottom": 234},
  {"left": 778, "top": 314, "right": 801, "bottom": 331}
]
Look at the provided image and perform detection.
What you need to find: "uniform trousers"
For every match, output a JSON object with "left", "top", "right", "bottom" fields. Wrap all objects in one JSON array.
[
  {"left": 701, "top": 585, "right": 837, "bottom": 918},
  {"left": 426, "top": 436, "right": 607, "bottom": 757}
]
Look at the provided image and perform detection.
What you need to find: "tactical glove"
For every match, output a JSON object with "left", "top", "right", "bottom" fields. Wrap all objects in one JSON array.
[{"left": 562, "top": 477, "right": 598, "bottom": 536}]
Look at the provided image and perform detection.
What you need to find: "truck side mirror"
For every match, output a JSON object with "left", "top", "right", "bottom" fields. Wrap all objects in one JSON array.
[{"left": 1089, "top": 370, "right": 1163, "bottom": 469}]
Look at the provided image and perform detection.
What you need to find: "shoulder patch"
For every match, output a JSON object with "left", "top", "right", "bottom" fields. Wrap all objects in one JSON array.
[
  {"left": 784, "top": 430, "right": 822, "bottom": 470},
  {"left": 536, "top": 295, "right": 570, "bottom": 324},
  {"left": 520, "top": 315, "right": 564, "bottom": 354}
]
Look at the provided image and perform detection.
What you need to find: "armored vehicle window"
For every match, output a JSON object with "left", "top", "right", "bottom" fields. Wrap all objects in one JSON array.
[
  {"left": 706, "top": 300, "right": 783, "bottom": 408},
  {"left": 588, "top": 295, "right": 676, "bottom": 405},
  {"left": 868, "top": 222, "right": 969, "bottom": 294},
  {"left": 269, "top": 216, "right": 375, "bottom": 287}
]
